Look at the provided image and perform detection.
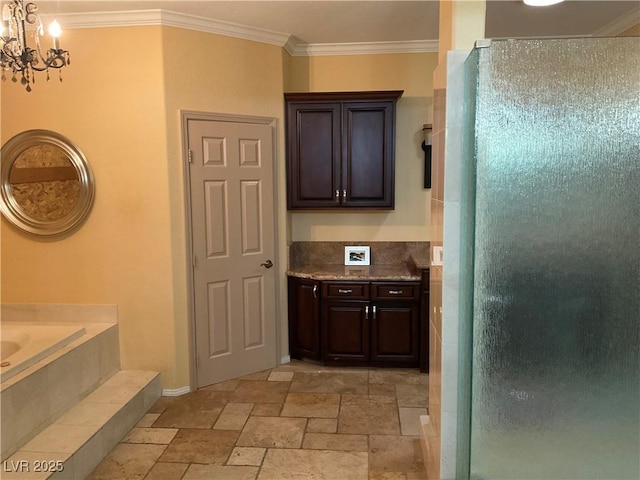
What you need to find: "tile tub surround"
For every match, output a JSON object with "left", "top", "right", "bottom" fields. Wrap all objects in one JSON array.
[
  {"left": 1, "top": 304, "right": 162, "bottom": 479},
  {"left": 287, "top": 241, "right": 429, "bottom": 280},
  {"left": 1, "top": 304, "right": 118, "bottom": 324},
  {"left": 1, "top": 321, "right": 120, "bottom": 461},
  {"left": 88, "top": 361, "right": 428, "bottom": 480}
]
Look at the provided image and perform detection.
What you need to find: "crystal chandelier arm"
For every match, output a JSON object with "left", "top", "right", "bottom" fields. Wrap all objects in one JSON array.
[{"left": 29, "top": 48, "right": 69, "bottom": 71}]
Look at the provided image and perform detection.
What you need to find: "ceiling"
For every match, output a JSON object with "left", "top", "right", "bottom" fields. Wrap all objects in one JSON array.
[{"left": 41, "top": 0, "right": 640, "bottom": 46}]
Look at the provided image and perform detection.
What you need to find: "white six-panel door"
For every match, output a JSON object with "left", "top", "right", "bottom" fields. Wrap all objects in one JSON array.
[{"left": 187, "top": 116, "right": 277, "bottom": 388}]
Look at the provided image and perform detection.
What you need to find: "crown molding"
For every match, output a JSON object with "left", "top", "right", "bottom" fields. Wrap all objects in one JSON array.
[
  {"left": 290, "top": 40, "right": 439, "bottom": 56},
  {"left": 592, "top": 6, "right": 640, "bottom": 36},
  {"left": 42, "top": 9, "right": 163, "bottom": 29},
  {"left": 45, "top": 9, "right": 436, "bottom": 56},
  {"left": 283, "top": 37, "right": 301, "bottom": 56},
  {"left": 45, "top": 9, "right": 291, "bottom": 47}
]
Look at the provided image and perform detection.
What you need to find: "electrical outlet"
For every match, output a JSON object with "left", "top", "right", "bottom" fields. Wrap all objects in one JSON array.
[{"left": 432, "top": 246, "right": 443, "bottom": 266}]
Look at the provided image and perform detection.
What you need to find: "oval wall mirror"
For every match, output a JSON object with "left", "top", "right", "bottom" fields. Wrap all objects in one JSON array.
[{"left": 0, "top": 130, "right": 95, "bottom": 236}]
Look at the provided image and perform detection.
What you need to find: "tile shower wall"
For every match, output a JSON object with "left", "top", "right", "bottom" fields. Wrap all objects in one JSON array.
[
  {"left": 426, "top": 49, "right": 478, "bottom": 480},
  {"left": 425, "top": 81, "right": 446, "bottom": 480}
]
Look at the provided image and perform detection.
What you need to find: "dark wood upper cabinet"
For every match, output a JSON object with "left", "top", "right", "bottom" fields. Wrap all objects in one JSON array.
[
  {"left": 285, "top": 91, "right": 403, "bottom": 210},
  {"left": 286, "top": 102, "right": 341, "bottom": 208}
]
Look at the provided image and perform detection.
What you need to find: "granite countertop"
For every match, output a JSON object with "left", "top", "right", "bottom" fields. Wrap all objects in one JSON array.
[
  {"left": 286, "top": 263, "right": 422, "bottom": 281},
  {"left": 409, "top": 251, "right": 430, "bottom": 270}
]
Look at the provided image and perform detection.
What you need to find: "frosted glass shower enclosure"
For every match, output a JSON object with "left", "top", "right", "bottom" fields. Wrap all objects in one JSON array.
[{"left": 456, "top": 37, "right": 639, "bottom": 479}]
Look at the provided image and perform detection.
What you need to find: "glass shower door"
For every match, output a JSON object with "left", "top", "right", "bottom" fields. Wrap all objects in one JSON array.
[{"left": 467, "top": 37, "right": 640, "bottom": 480}]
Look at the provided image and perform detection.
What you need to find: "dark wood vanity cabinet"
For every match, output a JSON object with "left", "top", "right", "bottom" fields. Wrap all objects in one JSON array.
[
  {"left": 289, "top": 277, "right": 421, "bottom": 367},
  {"left": 322, "top": 282, "right": 371, "bottom": 363},
  {"left": 287, "top": 277, "right": 321, "bottom": 360},
  {"left": 370, "top": 283, "right": 420, "bottom": 365},
  {"left": 322, "top": 300, "right": 370, "bottom": 363},
  {"left": 285, "top": 91, "right": 403, "bottom": 210},
  {"left": 420, "top": 269, "right": 430, "bottom": 372}
]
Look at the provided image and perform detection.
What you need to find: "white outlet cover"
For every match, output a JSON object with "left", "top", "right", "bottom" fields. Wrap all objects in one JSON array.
[{"left": 432, "top": 246, "right": 443, "bottom": 266}]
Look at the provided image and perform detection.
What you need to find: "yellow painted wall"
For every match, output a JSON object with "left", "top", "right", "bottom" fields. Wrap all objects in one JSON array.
[
  {"left": 287, "top": 53, "right": 438, "bottom": 241},
  {"left": 159, "top": 27, "right": 288, "bottom": 386},
  {"left": 435, "top": 0, "right": 486, "bottom": 89},
  {"left": 0, "top": 27, "right": 180, "bottom": 384},
  {"left": 0, "top": 26, "right": 289, "bottom": 389}
]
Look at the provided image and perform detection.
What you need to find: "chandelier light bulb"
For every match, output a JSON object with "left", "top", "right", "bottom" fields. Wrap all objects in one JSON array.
[
  {"left": 48, "top": 19, "right": 61, "bottom": 49},
  {"left": 48, "top": 19, "right": 61, "bottom": 37}
]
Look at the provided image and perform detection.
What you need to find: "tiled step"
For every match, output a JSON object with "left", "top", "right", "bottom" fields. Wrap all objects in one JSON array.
[
  {"left": 1, "top": 322, "right": 120, "bottom": 461},
  {"left": 2, "top": 370, "right": 161, "bottom": 480}
]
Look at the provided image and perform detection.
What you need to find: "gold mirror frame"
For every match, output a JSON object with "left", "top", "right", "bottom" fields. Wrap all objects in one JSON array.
[{"left": 0, "top": 130, "right": 95, "bottom": 236}]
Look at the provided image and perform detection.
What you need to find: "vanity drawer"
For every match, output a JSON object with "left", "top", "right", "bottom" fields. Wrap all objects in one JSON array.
[
  {"left": 371, "top": 282, "right": 420, "bottom": 301},
  {"left": 323, "top": 282, "right": 369, "bottom": 300}
]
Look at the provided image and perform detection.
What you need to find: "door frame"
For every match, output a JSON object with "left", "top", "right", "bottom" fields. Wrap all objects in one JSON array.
[{"left": 181, "top": 111, "right": 282, "bottom": 391}]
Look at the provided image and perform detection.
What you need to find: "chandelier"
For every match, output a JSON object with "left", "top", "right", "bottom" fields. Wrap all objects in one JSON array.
[{"left": 0, "top": 0, "right": 70, "bottom": 92}]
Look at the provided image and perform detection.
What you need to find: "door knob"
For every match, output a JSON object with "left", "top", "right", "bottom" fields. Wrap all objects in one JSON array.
[{"left": 260, "top": 259, "right": 274, "bottom": 269}]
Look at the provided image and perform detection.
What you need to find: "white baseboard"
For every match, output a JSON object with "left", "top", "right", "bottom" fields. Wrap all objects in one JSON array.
[
  {"left": 280, "top": 355, "right": 291, "bottom": 364},
  {"left": 162, "top": 386, "right": 191, "bottom": 397}
]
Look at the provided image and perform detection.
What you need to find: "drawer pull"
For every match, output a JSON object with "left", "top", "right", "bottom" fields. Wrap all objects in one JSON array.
[
  {"left": 389, "top": 290, "right": 404, "bottom": 295},
  {"left": 372, "top": 305, "right": 377, "bottom": 320},
  {"left": 338, "top": 289, "right": 353, "bottom": 294},
  {"left": 365, "top": 305, "right": 369, "bottom": 319}
]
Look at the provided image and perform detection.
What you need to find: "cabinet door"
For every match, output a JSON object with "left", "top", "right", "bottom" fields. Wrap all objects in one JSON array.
[
  {"left": 342, "top": 101, "right": 395, "bottom": 208},
  {"left": 288, "top": 277, "right": 321, "bottom": 360},
  {"left": 322, "top": 301, "right": 369, "bottom": 363},
  {"left": 370, "top": 303, "right": 419, "bottom": 366},
  {"left": 286, "top": 103, "right": 341, "bottom": 208}
]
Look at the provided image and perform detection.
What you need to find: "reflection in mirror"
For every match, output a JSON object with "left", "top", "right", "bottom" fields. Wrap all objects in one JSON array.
[
  {"left": 1, "top": 130, "right": 94, "bottom": 236},
  {"left": 10, "top": 144, "right": 81, "bottom": 221}
]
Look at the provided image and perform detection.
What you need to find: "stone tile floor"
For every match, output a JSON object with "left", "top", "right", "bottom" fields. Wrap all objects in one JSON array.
[{"left": 89, "top": 361, "right": 428, "bottom": 480}]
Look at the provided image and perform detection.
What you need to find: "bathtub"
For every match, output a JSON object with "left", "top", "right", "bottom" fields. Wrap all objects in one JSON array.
[{"left": 0, "top": 323, "right": 86, "bottom": 383}]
